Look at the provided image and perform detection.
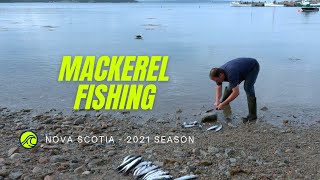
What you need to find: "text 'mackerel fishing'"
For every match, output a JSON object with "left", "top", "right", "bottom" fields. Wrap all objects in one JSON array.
[{"left": 58, "top": 55, "right": 170, "bottom": 110}]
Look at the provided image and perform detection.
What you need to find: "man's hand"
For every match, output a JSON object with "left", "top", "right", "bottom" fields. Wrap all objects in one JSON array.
[
  {"left": 217, "top": 103, "right": 226, "bottom": 110},
  {"left": 214, "top": 101, "right": 220, "bottom": 108}
]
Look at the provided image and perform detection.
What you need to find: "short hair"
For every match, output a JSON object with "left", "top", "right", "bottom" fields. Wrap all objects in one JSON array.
[{"left": 209, "top": 68, "right": 224, "bottom": 78}]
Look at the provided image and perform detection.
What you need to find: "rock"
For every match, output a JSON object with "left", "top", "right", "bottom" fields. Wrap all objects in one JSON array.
[
  {"left": 173, "top": 150, "right": 186, "bottom": 158},
  {"left": 229, "top": 166, "right": 249, "bottom": 176},
  {"left": 283, "top": 158, "right": 290, "bottom": 164},
  {"left": 200, "top": 161, "right": 212, "bottom": 166},
  {"left": 74, "top": 166, "right": 85, "bottom": 174},
  {"left": 200, "top": 150, "right": 208, "bottom": 157},
  {"left": 121, "top": 111, "right": 130, "bottom": 115},
  {"left": 274, "top": 149, "right": 283, "bottom": 157},
  {"left": 107, "top": 150, "right": 116, "bottom": 157},
  {"left": 0, "top": 124, "right": 4, "bottom": 129},
  {"left": 224, "top": 148, "right": 235, "bottom": 158},
  {"left": 10, "top": 153, "right": 21, "bottom": 160},
  {"left": 229, "top": 158, "right": 237, "bottom": 163},
  {"left": 44, "top": 175, "right": 55, "bottom": 180},
  {"left": 21, "top": 109, "right": 32, "bottom": 113},
  {"left": 8, "top": 147, "right": 19, "bottom": 156},
  {"left": 256, "top": 159, "right": 263, "bottom": 166},
  {"left": 240, "top": 150, "right": 246, "bottom": 157},
  {"left": 192, "top": 148, "right": 200, "bottom": 156},
  {"left": 0, "top": 170, "right": 9, "bottom": 176},
  {"left": 153, "top": 161, "right": 164, "bottom": 167},
  {"left": 201, "top": 113, "right": 217, "bottom": 123},
  {"left": 0, "top": 158, "right": 5, "bottom": 164},
  {"left": 9, "top": 171, "right": 22, "bottom": 180},
  {"left": 73, "top": 117, "right": 86, "bottom": 125},
  {"left": 57, "top": 163, "right": 69, "bottom": 171},
  {"left": 23, "top": 175, "right": 31, "bottom": 180},
  {"left": 260, "top": 106, "right": 268, "bottom": 111},
  {"left": 285, "top": 149, "right": 293, "bottom": 153},
  {"left": 32, "top": 166, "right": 42, "bottom": 174},
  {"left": 82, "top": 171, "right": 91, "bottom": 175},
  {"left": 38, "top": 157, "right": 49, "bottom": 164},
  {"left": 248, "top": 156, "right": 256, "bottom": 161},
  {"left": 69, "top": 163, "right": 78, "bottom": 170},
  {"left": 50, "top": 155, "right": 66, "bottom": 163},
  {"left": 278, "top": 162, "right": 286, "bottom": 167},
  {"left": 215, "top": 153, "right": 222, "bottom": 158},
  {"left": 208, "top": 146, "right": 219, "bottom": 154},
  {"left": 156, "top": 118, "right": 169, "bottom": 124}
]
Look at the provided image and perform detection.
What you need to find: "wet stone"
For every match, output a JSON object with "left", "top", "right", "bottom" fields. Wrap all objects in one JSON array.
[
  {"left": 73, "top": 117, "right": 86, "bottom": 125},
  {"left": 10, "top": 153, "right": 21, "bottom": 160},
  {"left": 32, "top": 166, "right": 42, "bottom": 174},
  {"left": 9, "top": 171, "right": 22, "bottom": 180},
  {"left": 82, "top": 171, "right": 91, "bottom": 175},
  {"left": 74, "top": 165, "right": 85, "bottom": 174},
  {"left": 8, "top": 147, "right": 19, "bottom": 157},
  {"left": 50, "top": 155, "right": 66, "bottom": 163},
  {"left": 229, "top": 158, "right": 237, "bottom": 163},
  {"left": 44, "top": 175, "right": 55, "bottom": 180},
  {"left": 208, "top": 146, "right": 219, "bottom": 154},
  {"left": 0, "top": 170, "right": 9, "bottom": 176}
]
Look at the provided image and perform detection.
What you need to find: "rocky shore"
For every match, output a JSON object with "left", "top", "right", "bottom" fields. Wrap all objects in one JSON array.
[{"left": 0, "top": 107, "right": 319, "bottom": 180}]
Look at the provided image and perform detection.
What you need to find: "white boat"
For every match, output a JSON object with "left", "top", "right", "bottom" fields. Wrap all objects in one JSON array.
[
  {"left": 264, "top": 2, "right": 284, "bottom": 7},
  {"left": 230, "top": 1, "right": 252, "bottom": 7},
  {"left": 310, "top": 3, "right": 320, "bottom": 7}
]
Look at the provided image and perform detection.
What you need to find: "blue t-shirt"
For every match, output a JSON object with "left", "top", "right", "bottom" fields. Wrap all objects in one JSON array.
[{"left": 219, "top": 57, "right": 258, "bottom": 88}]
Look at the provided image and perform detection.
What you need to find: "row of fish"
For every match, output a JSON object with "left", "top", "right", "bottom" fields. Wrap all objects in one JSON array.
[
  {"left": 117, "top": 155, "right": 198, "bottom": 180},
  {"left": 182, "top": 121, "right": 223, "bottom": 132}
]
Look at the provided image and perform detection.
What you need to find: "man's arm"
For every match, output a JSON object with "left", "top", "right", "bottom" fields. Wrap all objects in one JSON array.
[
  {"left": 220, "top": 85, "right": 239, "bottom": 106},
  {"left": 215, "top": 85, "right": 222, "bottom": 107}
]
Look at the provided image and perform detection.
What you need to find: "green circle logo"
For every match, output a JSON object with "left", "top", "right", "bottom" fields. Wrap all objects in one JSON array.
[{"left": 19, "top": 131, "right": 38, "bottom": 149}]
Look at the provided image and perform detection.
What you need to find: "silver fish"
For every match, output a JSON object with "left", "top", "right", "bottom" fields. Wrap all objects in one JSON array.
[
  {"left": 215, "top": 125, "right": 223, "bottom": 132},
  {"left": 143, "top": 169, "right": 162, "bottom": 180},
  {"left": 148, "top": 175, "right": 173, "bottom": 180},
  {"left": 174, "top": 175, "right": 198, "bottom": 180},
  {"left": 136, "top": 165, "right": 159, "bottom": 177},
  {"left": 117, "top": 155, "right": 140, "bottom": 171},
  {"left": 182, "top": 124, "right": 197, "bottom": 128},
  {"left": 123, "top": 155, "right": 135, "bottom": 163},
  {"left": 120, "top": 157, "right": 142, "bottom": 173},
  {"left": 145, "top": 170, "right": 169, "bottom": 180},
  {"left": 134, "top": 161, "right": 152, "bottom": 171},
  {"left": 134, "top": 164, "right": 153, "bottom": 177},
  {"left": 206, "top": 125, "right": 219, "bottom": 131},
  {"left": 143, "top": 169, "right": 168, "bottom": 179}
]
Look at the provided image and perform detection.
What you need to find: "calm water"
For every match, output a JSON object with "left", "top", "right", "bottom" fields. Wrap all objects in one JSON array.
[{"left": 0, "top": 3, "right": 319, "bottom": 121}]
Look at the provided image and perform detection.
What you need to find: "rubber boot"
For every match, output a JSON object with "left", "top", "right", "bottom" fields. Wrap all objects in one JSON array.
[
  {"left": 221, "top": 86, "right": 232, "bottom": 102},
  {"left": 242, "top": 95, "right": 257, "bottom": 123},
  {"left": 221, "top": 87, "right": 233, "bottom": 121}
]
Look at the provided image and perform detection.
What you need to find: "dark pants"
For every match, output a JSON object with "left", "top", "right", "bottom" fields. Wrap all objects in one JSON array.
[
  {"left": 227, "top": 62, "right": 260, "bottom": 97},
  {"left": 244, "top": 62, "right": 260, "bottom": 97}
]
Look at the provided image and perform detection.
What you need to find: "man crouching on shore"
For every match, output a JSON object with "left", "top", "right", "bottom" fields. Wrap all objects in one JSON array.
[{"left": 209, "top": 57, "right": 260, "bottom": 123}]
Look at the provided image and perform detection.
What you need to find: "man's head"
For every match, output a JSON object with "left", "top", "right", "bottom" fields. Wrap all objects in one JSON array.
[{"left": 209, "top": 68, "right": 225, "bottom": 84}]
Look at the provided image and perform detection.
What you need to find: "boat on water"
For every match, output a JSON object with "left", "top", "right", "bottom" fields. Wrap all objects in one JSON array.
[
  {"left": 230, "top": 1, "right": 252, "bottom": 7},
  {"left": 310, "top": 3, "right": 320, "bottom": 7},
  {"left": 297, "top": 0, "right": 320, "bottom": 7},
  {"left": 264, "top": 2, "right": 284, "bottom": 7},
  {"left": 301, "top": 7, "right": 319, "bottom": 12}
]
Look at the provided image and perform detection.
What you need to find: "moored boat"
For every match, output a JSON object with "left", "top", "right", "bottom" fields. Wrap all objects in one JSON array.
[
  {"left": 230, "top": 1, "right": 252, "bottom": 7},
  {"left": 264, "top": 2, "right": 284, "bottom": 7},
  {"left": 301, "top": 7, "right": 319, "bottom": 12}
]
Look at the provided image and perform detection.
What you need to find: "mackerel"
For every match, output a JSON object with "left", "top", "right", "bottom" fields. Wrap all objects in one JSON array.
[{"left": 174, "top": 175, "right": 198, "bottom": 180}]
